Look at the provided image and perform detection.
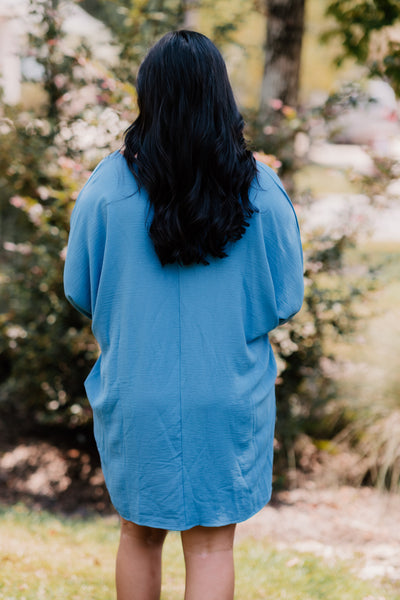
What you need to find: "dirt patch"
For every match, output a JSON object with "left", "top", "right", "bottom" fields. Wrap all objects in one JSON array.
[{"left": 237, "top": 486, "right": 400, "bottom": 582}]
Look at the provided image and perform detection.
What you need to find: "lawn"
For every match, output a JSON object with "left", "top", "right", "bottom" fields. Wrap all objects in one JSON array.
[
  {"left": 334, "top": 242, "right": 400, "bottom": 414},
  {"left": 0, "top": 504, "right": 398, "bottom": 600}
]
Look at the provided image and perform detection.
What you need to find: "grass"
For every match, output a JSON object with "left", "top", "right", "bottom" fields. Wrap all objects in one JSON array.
[
  {"left": 0, "top": 505, "right": 399, "bottom": 600},
  {"left": 316, "top": 242, "right": 400, "bottom": 488},
  {"left": 0, "top": 505, "right": 117, "bottom": 600},
  {"left": 334, "top": 242, "right": 400, "bottom": 413}
]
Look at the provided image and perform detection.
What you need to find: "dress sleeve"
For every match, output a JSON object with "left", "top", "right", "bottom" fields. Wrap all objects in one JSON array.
[
  {"left": 259, "top": 169, "right": 304, "bottom": 326},
  {"left": 63, "top": 177, "right": 107, "bottom": 320}
]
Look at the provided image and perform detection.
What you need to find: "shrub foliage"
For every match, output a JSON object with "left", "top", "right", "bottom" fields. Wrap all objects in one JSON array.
[{"left": 0, "top": 0, "right": 397, "bottom": 487}]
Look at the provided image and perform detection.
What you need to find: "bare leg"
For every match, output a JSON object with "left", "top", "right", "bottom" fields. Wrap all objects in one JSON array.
[
  {"left": 116, "top": 517, "right": 168, "bottom": 600},
  {"left": 181, "top": 524, "right": 236, "bottom": 600}
]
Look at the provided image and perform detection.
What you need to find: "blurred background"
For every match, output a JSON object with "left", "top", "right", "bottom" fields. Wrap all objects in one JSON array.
[{"left": 0, "top": 0, "right": 400, "bottom": 596}]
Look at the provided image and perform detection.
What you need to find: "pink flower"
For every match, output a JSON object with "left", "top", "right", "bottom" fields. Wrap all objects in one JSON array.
[
  {"left": 10, "top": 195, "right": 26, "bottom": 209},
  {"left": 269, "top": 99, "right": 283, "bottom": 110},
  {"left": 253, "top": 152, "right": 282, "bottom": 171}
]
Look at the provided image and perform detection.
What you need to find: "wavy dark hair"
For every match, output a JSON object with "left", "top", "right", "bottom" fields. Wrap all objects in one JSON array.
[{"left": 123, "top": 30, "right": 257, "bottom": 266}]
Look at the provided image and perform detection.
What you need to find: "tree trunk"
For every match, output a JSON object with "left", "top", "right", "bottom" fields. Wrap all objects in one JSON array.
[
  {"left": 260, "top": 0, "right": 305, "bottom": 117},
  {"left": 183, "top": 0, "right": 199, "bottom": 29}
]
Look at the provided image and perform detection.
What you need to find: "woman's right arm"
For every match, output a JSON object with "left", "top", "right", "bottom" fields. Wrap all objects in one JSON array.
[{"left": 63, "top": 177, "right": 107, "bottom": 320}]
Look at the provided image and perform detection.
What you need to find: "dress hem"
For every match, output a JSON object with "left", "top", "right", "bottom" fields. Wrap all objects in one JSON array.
[{"left": 113, "top": 488, "right": 272, "bottom": 531}]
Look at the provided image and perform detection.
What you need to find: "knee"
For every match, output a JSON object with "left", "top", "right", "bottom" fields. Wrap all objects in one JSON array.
[
  {"left": 120, "top": 517, "right": 168, "bottom": 548},
  {"left": 181, "top": 524, "right": 236, "bottom": 556}
]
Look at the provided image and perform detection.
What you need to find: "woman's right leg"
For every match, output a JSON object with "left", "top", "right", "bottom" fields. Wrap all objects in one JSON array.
[{"left": 180, "top": 524, "right": 236, "bottom": 600}]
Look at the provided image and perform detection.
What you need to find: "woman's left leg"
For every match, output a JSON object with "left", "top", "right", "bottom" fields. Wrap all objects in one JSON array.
[{"left": 116, "top": 517, "right": 168, "bottom": 600}]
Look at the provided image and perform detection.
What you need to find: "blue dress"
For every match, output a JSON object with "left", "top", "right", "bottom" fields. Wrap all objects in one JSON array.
[{"left": 64, "top": 151, "right": 303, "bottom": 530}]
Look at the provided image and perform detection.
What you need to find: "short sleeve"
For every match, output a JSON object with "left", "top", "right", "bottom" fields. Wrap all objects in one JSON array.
[
  {"left": 63, "top": 175, "right": 107, "bottom": 319},
  {"left": 257, "top": 165, "right": 304, "bottom": 325}
]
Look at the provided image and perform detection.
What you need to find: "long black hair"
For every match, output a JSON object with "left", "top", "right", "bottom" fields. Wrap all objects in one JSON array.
[{"left": 123, "top": 30, "right": 257, "bottom": 266}]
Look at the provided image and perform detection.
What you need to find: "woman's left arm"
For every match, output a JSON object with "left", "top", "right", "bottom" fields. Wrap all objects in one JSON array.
[{"left": 260, "top": 172, "right": 304, "bottom": 326}]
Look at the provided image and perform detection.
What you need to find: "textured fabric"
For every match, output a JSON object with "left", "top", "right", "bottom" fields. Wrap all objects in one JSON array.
[{"left": 64, "top": 151, "right": 304, "bottom": 530}]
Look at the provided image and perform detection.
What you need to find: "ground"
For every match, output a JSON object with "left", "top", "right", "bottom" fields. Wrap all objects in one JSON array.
[
  {"left": 237, "top": 486, "right": 400, "bottom": 583},
  {"left": 0, "top": 436, "right": 399, "bottom": 585}
]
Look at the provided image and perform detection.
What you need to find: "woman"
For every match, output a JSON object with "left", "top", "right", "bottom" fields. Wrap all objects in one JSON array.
[{"left": 64, "top": 30, "right": 303, "bottom": 600}]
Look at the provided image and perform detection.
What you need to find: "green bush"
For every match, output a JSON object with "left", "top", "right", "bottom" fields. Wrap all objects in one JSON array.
[{"left": 1, "top": 0, "right": 396, "bottom": 488}]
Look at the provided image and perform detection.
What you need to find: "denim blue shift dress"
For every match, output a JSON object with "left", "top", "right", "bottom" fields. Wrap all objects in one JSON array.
[{"left": 64, "top": 150, "right": 304, "bottom": 530}]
